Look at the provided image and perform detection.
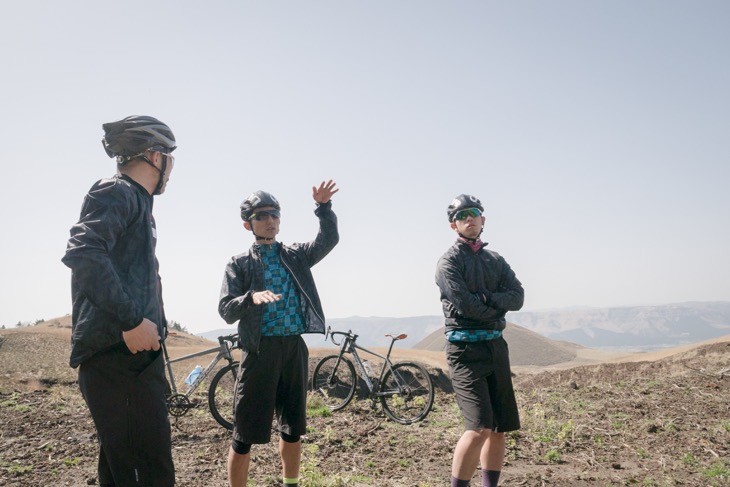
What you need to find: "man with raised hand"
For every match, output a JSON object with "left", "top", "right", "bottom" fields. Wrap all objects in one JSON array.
[
  {"left": 219, "top": 181, "right": 339, "bottom": 487},
  {"left": 435, "top": 194, "right": 524, "bottom": 487},
  {"left": 62, "top": 115, "right": 177, "bottom": 486}
]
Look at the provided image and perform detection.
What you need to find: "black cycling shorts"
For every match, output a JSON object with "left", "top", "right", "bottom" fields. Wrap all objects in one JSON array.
[
  {"left": 445, "top": 336, "right": 521, "bottom": 433},
  {"left": 232, "top": 335, "right": 309, "bottom": 444},
  {"left": 78, "top": 343, "right": 174, "bottom": 486}
]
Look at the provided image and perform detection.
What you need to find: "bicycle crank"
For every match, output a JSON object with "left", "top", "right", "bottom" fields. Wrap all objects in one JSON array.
[{"left": 166, "top": 394, "right": 196, "bottom": 417}]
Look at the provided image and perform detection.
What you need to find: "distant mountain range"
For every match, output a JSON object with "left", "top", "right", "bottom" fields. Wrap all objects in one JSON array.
[
  {"left": 198, "top": 301, "right": 730, "bottom": 352},
  {"left": 508, "top": 301, "right": 730, "bottom": 351}
]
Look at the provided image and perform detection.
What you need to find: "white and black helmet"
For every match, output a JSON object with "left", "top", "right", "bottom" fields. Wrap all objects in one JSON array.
[
  {"left": 447, "top": 194, "right": 484, "bottom": 222},
  {"left": 102, "top": 115, "right": 176, "bottom": 163},
  {"left": 240, "top": 191, "right": 281, "bottom": 221}
]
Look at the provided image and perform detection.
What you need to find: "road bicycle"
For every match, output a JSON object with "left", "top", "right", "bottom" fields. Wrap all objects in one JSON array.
[
  {"left": 311, "top": 326, "right": 435, "bottom": 424},
  {"left": 162, "top": 333, "right": 240, "bottom": 430}
]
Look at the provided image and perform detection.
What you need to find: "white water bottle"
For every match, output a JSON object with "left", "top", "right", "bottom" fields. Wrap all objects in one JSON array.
[
  {"left": 362, "top": 360, "right": 373, "bottom": 378},
  {"left": 185, "top": 365, "right": 202, "bottom": 385}
]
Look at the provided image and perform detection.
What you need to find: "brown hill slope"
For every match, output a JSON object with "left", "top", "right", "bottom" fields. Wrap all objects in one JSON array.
[
  {"left": 414, "top": 322, "right": 581, "bottom": 366},
  {"left": 0, "top": 317, "right": 215, "bottom": 393}
]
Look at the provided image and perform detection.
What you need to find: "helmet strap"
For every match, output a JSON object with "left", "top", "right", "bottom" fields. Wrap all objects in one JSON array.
[
  {"left": 138, "top": 152, "right": 167, "bottom": 195},
  {"left": 253, "top": 231, "right": 275, "bottom": 242},
  {"left": 246, "top": 222, "right": 276, "bottom": 242},
  {"left": 457, "top": 224, "right": 484, "bottom": 244},
  {"left": 154, "top": 158, "right": 167, "bottom": 195}
]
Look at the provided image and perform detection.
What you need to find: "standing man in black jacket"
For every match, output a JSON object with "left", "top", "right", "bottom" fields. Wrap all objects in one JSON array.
[
  {"left": 62, "top": 116, "right": 177, "bottom": 486},
  {"left": 435, "top": 194, "right": 524, "bottom": 487},
  {"left": 219, "top": 181, "right": 339, "bottom": 487}
]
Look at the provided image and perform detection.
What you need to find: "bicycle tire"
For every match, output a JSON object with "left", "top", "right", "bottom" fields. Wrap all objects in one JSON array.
[
  {"left": 208, "top": 361, "right": 238, "bottom": 430},
  {"left": 311, "top": 355, "right": 357, "bottom": 411},
  {"left": 380, "top": 361, "right": 434, "bottom": 424}
]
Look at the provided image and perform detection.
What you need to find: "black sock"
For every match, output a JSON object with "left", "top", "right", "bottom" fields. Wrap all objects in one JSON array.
[{"left": 482, "top": 469, "right": 501, "bottom": 487}]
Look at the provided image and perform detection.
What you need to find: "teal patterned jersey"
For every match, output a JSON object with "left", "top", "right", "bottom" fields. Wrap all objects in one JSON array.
[{"left": 258, "top": 243, "right": 306, "bottom": 336}]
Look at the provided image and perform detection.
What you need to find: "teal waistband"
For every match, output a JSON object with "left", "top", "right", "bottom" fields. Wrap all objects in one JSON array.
[{"left": 445, "top": 329, "right": 502, "bottom": 343}]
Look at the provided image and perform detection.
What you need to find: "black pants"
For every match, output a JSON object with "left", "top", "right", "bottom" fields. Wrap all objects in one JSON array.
[{"left": 78, "top": 343, "right": 175, "bottom": 486}]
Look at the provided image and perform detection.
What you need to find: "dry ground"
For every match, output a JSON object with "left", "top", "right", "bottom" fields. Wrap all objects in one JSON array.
[{"left": 1, "top": 320, "right": 729, "bottom": 486}]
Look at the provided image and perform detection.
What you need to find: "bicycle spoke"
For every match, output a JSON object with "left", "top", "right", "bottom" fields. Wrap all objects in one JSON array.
[
  {"left": 311, "top": 355, "right": 357, "bottom": 411},
  {"left": 380, "top": 362, "right": 434, "bottom": 424}
]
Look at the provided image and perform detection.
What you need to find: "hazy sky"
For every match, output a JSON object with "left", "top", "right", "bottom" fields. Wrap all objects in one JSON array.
[{"left": 1, "top": 1, "right": 728, "bottom": 334}]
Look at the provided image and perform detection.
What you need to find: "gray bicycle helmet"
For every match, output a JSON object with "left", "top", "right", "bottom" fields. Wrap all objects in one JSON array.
[
  {"left": 240, "top": 191, "right": 281, "bottom": 221},
  {"left": 447, "top": 194, "right": 484, "bottom": 222},
  {"left": 102, "top": 115, "right": 176, "bottom": 163}
]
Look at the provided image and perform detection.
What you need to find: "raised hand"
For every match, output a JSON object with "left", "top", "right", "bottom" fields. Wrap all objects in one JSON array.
[{"left": 312, "top": 180, "right": 339, "bottom": 204}]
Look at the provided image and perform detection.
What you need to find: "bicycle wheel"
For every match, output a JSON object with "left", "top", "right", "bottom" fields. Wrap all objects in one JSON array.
[
  {"left": 209, "top": 361, "right": 238, "bottom": 430},
  {"left": 380, "top": 362, "right": 434, "bottom": 424},
  {"left": 311, "top": 355, "right": 356, "bottom": 411}
]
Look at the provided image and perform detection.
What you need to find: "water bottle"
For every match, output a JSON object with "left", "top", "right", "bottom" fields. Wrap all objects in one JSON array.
[
  {"left": 185, "top": 365, "right": 203, "bottom": 385},
  {"left": 362, "top": 360, "right": 373, "bottom": 378}
]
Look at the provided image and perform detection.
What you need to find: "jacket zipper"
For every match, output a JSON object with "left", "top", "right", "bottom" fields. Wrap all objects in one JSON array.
[{"left": 279, "top": 250, "right": 325, "bottom": 327}]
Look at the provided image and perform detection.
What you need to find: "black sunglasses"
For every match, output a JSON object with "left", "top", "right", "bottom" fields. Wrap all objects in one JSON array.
[{"left": 250, "top": 209, "right": 281, "bottom": 221}]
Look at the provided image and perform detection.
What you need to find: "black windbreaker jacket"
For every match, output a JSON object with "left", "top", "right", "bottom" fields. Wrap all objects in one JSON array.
[
  {"left": 218, "top": 201, "right": 339, "bottom": 353},
  {"left": 435, "top": 240, "right": 524, "bottom": 333},
  {"left": 62, "top": 175, "right": 166, "bottom": 368}
]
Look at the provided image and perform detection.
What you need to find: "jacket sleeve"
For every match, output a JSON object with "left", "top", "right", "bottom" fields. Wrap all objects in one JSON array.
[
  {"left": 295, "top": 201, "right": 339, "bottom": 267},
  {"left": 436, "top": 254, "right": 506, "bottom": 325},
  {"left": 61, "top": 184, "right": 144, "bottom": 331},
  {"left": 218, "top": 257, "right": 256, "bottom": 324},
  {"left": 488, "top": 258, "right": 524, "bottom": 312}
]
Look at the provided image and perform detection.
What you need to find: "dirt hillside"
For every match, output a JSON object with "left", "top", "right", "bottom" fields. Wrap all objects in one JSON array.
[{"left": 1, "top": 318, "right": 729, "bottom": 486}]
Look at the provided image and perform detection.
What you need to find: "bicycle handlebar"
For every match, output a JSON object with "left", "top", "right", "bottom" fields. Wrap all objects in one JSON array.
[
  {"left": 325, "top": 326, "right": 356, "bottom": 347},
  {"left": 217, "top": 333, "right": 240, "bottom": 348}
]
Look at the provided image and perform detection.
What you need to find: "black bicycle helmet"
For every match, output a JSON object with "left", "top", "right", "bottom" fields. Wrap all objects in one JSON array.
[
  {"left": 102, "top": 115, "right": 176, "bottom": 163},
  {"left": 447, "top": 194, "right": 484, "bottom": 222},
  {"left": 240, "top": 191, "right": 281, "bottom": 221}
]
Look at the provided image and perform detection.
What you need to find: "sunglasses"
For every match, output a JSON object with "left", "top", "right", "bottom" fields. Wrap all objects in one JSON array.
[
  {"left": 250, "top": 209, "right": 281, "bottom": 221},
  {"left": 453, "top": 208, "right": 482, "bottom": 221}
]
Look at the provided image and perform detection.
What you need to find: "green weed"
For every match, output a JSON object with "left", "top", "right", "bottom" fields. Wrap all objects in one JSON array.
[
  {"left": 7, "top": 463, "right": 33, "bottom": 475},
  {"left": 535, "top": 418, "right": 573, "bottom": 443},
  {"left": 307, "top": 404, "right": 333, "bottom": 418},
  {"left": 702, "top": 459, "right": 730, "bottom": 480},
  {"left": 0, "top": 394, "right": 31, "bottom": 413},
  {"left": 322, "top": 425, "right": 334, "bottom": 443},
  {"left": 681, "top": 453, "right": 699, "bottom": 467},
  {"left": 544, "top": 449, "right": 561, "bottom": 463},
  {"left": 636, "top": 448, "right": 650, "bottom": 459}
]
